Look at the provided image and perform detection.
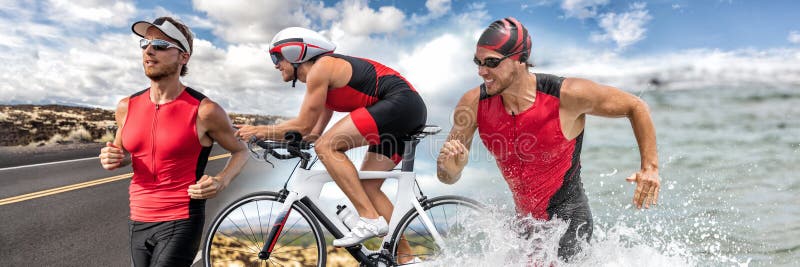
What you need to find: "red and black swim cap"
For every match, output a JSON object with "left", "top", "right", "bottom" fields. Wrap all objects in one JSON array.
[{"left": 477, "top": 17, "right": 531, "bottom": 63}]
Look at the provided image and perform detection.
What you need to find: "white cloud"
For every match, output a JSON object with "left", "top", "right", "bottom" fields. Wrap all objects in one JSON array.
[
  {"left": 426, "top": 0, "right": 451, "bottom": 17},
  {"left": 0, "top": 33, "right": 142, "bottom": 106},
  {"left": 560, "top": 0, "right": 608, "bottom": 19},
  {"left": 338, "top": 0, "right": 405, "bottom": 36},
  {"left": 590, "top": 2, "right": 652, "bottom": 50},
  {"left": 789, "top": 31, "right": 800, "bottom": 44},
  {"left": 45, "top": 0, "right": 136, "bottom": 27},
  {"left": 398, "top": 34, "right": 478, "bottom": 123},
  {"left": 192, "top": 0, "right": 312, "bottom": 44},
  {"left": 410, "top": 0, "right": 452, "bottom": 25}
]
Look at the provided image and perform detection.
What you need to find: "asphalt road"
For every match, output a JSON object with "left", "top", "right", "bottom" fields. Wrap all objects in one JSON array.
[{"left": 0, "top": 145, "right": 290, "bottom": 267}]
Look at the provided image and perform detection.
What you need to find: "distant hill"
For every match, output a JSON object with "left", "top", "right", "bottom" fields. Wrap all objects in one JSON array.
[{"left": 0, "top": 105, "right": 287, "bottom": 147}]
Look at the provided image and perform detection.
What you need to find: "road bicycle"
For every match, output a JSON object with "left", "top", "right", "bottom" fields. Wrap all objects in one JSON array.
[{"left": 202, "top": 126, "right": 487, "bottom": 266}]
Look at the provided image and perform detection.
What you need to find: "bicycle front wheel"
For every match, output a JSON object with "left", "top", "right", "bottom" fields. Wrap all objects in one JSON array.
[
  {"left": 203, "top": 191, "right": 326, "bottom": 267},
  {"left": 389, "top": 195, "right": 488, "bottom": 264}
]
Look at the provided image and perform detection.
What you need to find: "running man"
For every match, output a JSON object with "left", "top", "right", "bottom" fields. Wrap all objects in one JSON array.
[
  {"left": 436, "top": 17, "right": 661, "bottom": 261},
  {"left": 98, "top": 17, "right": 248, "bottom": 267},
  {"left": 235, "top": 27, "right": 425, "bottom": 261}
]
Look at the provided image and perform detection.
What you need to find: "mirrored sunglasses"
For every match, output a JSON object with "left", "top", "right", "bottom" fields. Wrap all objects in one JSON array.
[{"left": 139, "top": 38, "right": 185, "bottom": 52}]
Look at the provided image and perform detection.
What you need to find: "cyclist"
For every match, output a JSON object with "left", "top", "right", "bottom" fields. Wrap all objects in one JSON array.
[
  {"left": 436, "top": 17, "right": 661, "bottom": 261},
  {"left": 235, "top": 27, "right": 426, "bottom": 256},
  {"left": 98, "top": 17, "right": 248, "bottom": 266}
]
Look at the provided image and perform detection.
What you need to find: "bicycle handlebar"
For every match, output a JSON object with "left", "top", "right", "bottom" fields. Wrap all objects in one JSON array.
[{"left": 247, "top": 131, "right": 313, "bottom": 162}]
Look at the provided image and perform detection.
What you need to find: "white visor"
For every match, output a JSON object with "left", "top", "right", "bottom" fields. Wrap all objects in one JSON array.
[{"left": 131, "top": 18, "right": 191, "bottom": 55}]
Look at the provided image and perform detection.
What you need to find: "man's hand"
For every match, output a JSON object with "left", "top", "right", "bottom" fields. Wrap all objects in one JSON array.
[
  {"left": 626, "top": 169, "right": 660, "bottom": 209},
  {"left": 234, "top": 124, "right": 265, "bottom": 140},
  {"left": 99, "top": 142, "right": 126, "bottom": 170},
  {"left": 188, "top": 175, "right": 227, "bottom": 199},
  {"left": 437, "top": 139, "right": 469, "bottom": 184}
]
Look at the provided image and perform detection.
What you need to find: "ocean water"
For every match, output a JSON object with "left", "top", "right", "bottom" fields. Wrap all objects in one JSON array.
[
  {"left": 411, "top": 85, "right": 799, "bottom": 266},
  {"left": 228, "top": 85, "right": 799, "bottom": 266}
]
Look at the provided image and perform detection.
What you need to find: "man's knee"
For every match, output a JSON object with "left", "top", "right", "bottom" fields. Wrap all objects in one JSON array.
[{"left": 314, "top": 136, "right": 351, "bottom": 157}]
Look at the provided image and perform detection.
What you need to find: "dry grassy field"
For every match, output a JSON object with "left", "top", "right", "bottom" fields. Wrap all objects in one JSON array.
[
  {"left": 207, "top": 234, "right": 438, "bottom": 266},
  {"left": 0, "top": 104, "right": 286, "bottom": 147}
]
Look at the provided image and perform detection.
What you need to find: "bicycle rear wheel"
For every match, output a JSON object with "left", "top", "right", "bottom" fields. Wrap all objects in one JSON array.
[
  {"left": 203, "top": 191, "right": 326, "bottom": 267},
  {"left": 389, "top": 196, "right": 488, "bottom": 264}
]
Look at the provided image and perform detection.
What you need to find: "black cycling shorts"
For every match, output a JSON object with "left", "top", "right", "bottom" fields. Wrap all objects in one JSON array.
[
  {"left": 349, "top": 89, "right": 427, "bottom": 164},
  {"left": 129, "top": 214, "right": 204, "bottom": 267}
]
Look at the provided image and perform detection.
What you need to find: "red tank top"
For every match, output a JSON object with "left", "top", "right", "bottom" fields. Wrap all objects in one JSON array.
[
  {"left": 323, "top": 54, "right": 416, "bottom": 112},
  {"left": 477, "top": 73, "right": 583, "bottom": 220},
  {"left": 122, "top": 88, "right": 211, "bottom": 222}
]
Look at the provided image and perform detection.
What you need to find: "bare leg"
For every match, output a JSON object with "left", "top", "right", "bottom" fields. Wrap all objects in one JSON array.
[
  {"left": 360, "top": 152, "right": 415, "bottom": 263},
  {"left": 315, "top": 115, "right": 379, "bottom": 218}
]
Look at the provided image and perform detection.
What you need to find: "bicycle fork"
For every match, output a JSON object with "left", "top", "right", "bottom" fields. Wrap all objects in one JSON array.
[{"left": 258, "top": 190, "right": 297, "bottom": 260}]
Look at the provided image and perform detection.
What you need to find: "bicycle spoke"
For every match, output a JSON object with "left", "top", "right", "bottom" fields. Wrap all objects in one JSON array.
[
  {"left": 442, "top": 204, "right": 450, "bottom": 232},
  {"left": 272, "top": 230, "right": 312, "bottom": 252},
  {"left": 213, "top": 258, "right": 245, "bottom": 264},
  {"left": 267, "top": 201, "right": 275, "bottom": 240},
  {"left": 214, "top": 231, "right": 260, "bottom": 254},
  {"left": 269, "top": 258, "right": 286, "bottom": 267},
  {"left": 270, "top": 246, "right": 319, "bottom": 255},
  {"left": 283, "top": 212, "right": 304, "bottom": 235},
  {"left": 241, "top": 206, "right": 262, "bottom": 246},
  {"left": 212, "top": 246, "right": 260, "bottom": 254},
  {"left": 208, "top": 193, "right": 323, "bottom": 267},
  {"left": 393, "top": 198, "right": 484, "bottom": 263},
  {"left": 407, "top": 224, "right": 436, "bottom": 245},
  {"left": 224, "top": 216, "right": 262, "bottom": 251},
  {"left": 213, "top": 257, "right": 262, "bottom": 265},
  {"left": 427, "top": 209, "right": 445, "bottom": 238},
  {"left": 406, "top": 239, "right": 437, "bottom": 252},
  {"left": 257, "top": 199, "right": 264, "bottom": 244}
]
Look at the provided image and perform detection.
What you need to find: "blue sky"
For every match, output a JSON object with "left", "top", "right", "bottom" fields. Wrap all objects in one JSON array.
[{"left": 1, "top": 0, "right": 799, "bottom": 119}]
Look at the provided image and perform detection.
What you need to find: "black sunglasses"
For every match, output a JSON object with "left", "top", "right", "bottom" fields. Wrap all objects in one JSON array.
[
  {"left": 139, "top": 38, "right": 185, "bottom": 52},
  {"left": 473, "top": 50, "right": 523, "bottom": 68},
  {"left": 270, "top": 52, "right": 285, "bottom": 65}
]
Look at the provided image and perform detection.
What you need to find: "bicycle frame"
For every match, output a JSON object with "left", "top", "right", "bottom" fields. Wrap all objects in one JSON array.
[{"left": 258, "top": 167, "right": 446, "bottom": 263}]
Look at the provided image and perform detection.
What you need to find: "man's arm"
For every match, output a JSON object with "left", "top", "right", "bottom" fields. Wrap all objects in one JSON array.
[
  {"left": 304, "top": 108, "right": 333, "bottom": 142},
  {"left": 99, "top": 98, "right": 131, "bottom": 170},
  {"left": 561, "top": 78, "right": 660, "bottom": 209},
  {"left": 236, "top": 58, "right": 334, "bottom": 141},
  {"left": 188, "top": 99, "right": 248, "bottom": 199},
  {"left": 436, "top": 88, "right": 480, "bottom": 184}
]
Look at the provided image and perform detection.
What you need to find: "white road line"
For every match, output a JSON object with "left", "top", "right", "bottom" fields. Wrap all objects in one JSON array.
[{"left": 0, "top": 157, "right": 98, "bottom": 171}]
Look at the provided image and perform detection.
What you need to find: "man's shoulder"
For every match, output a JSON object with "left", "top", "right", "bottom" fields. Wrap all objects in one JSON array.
[
  {"left": 197, "top": 97, "right": 223, "bottom": 118},
  {"left": 460, "top": 86, "right": 482, "bottom": 105}
]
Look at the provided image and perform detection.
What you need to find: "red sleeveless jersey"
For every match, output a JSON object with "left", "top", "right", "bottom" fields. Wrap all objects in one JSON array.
[
  {"left": 322, "top": 54, "right": 416, "bottom": 112},
  {"left": 477, "top": 73, "right": 584, "bottom": 220},
  {"left": 122, "top": 88, "right": 211, "bottom": 222}
]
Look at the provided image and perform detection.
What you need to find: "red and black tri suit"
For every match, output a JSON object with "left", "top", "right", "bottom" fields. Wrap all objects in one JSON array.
[
  {"left": 121, "top": 87, "right": 211, "bottom": 266},
  {"left": 322, "top": 54, "right": 427, "bottom": 164},
  {"left": 477, "top": 73, "right": 592, "bottom": 260}
]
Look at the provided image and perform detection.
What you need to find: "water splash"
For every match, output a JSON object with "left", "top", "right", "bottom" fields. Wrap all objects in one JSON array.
[{"left": 418, "top": 202, "right": 751, "bottom": 267}]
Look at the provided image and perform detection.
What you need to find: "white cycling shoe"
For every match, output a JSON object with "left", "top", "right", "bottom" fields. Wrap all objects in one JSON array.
[{"left": 333, "top": 216, "right": 388, "bottom": 247}]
